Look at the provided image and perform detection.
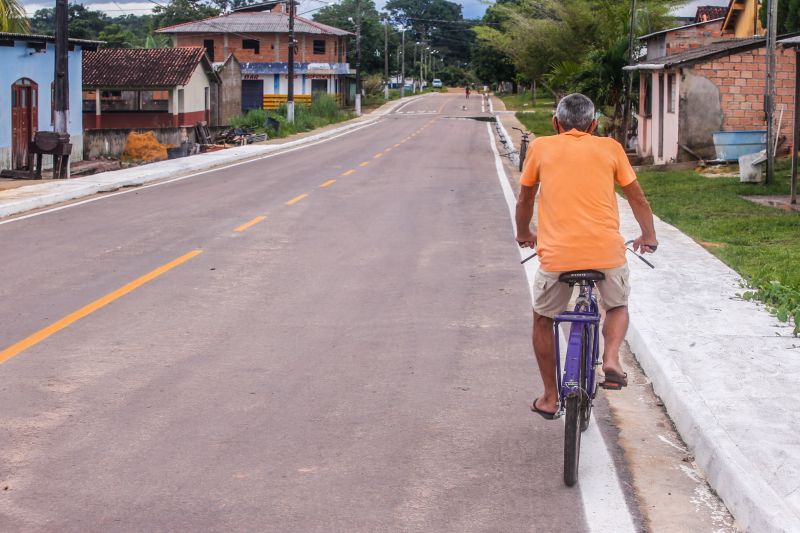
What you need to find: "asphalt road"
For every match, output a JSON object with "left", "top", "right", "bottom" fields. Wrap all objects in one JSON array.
[{"left": 0, "top": 94, "right": 636, "bottom": 531}]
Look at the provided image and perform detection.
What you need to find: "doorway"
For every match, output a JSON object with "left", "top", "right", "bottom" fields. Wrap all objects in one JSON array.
[
  {"left": 311, "top": 79, "right": 328, "bottom": 94},
  {"left": 11, "top": 78, "right": 38, "bottom": 169}
]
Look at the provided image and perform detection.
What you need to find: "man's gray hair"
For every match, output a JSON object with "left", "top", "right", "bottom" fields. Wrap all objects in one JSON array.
[{"left": 555, "top": 93, "right": 595, "bottom": 132}]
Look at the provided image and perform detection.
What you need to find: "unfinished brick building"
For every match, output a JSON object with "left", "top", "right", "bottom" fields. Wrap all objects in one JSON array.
[{"left": 157, "top": 1, "right": 353, "bottom": 111}]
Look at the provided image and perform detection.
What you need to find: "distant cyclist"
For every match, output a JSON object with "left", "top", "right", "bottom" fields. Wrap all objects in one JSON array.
[{"left": 515, "top": 93, "right": 657, "bottom": 419}]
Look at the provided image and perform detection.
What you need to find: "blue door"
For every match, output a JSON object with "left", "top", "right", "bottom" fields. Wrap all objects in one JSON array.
[{"left": 241, "top": 80, "right": 264, "bottom": 112}]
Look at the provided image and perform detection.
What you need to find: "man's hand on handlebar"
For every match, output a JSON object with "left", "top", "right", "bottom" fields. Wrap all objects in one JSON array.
[
  {"left": 630, "top": 236, "right": 658, "bottom": 254},
  {"left": 516, "top": 230, "right": 537, "bottom": 249}
]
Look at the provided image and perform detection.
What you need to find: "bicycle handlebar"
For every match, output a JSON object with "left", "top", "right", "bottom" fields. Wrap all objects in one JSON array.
[{"left": 518, "top": 242, "right": 657, "bottom": 269}]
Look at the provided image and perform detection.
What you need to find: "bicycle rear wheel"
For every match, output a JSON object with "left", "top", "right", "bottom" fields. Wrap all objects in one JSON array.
[
  {"left": 518, "top": 140, "right": 528, "bottom": 172},
  {"left": 564, "top": 325, "right": 588, "bottom": 486}
]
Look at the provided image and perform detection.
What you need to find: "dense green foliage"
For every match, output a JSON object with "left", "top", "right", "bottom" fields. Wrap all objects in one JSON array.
[
  {"left": 637, "top": 164, "right": 800, "bottom": 333},
  {"left": 760, "top": 0, "right": 800, "bottom": 34},
  {"left": 473, "top": 0, "right": 680, "bottom": 136},
  {"left": 313, "top": 0, "right": 388, "bottom": 74},
  {"left": 1, "top": 0, "right": 29, "bottom": 32},
  {"left": 29, "top": 4, "right": 158, "bottom": 46}
]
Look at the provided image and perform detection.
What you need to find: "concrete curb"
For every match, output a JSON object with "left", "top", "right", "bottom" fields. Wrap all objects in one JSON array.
[
  {"left": 619, "top": 210, "right": 800, "bottom": 533},
  {"left": 0, "top": 95, "right": 426, "bottom": 220}
]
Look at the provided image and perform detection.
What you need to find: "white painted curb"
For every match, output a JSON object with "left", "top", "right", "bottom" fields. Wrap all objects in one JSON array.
[{"left": 0, "top": 94, "right": 427, "bottom": 220}]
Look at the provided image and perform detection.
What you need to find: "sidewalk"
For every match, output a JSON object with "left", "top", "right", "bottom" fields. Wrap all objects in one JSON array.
[
  {"left": 492, "top": 111, "right": 800, "bottom": 532},
  {"left": 0, "top": 96, "right": 422, "bottom": 220}
]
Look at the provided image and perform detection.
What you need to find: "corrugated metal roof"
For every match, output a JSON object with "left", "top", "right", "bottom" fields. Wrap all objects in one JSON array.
[
  {"left": 156, "top": 12, "right": 352, "bottom": 36},
  {"left": 83, "top": 47, "right": 216, "bottom": 87},
  {"left": 626, "top": 36, "right": 764, "bottom": 69},
  {"left": 0, "top": 31, "right": 103, "bottom": 47}
]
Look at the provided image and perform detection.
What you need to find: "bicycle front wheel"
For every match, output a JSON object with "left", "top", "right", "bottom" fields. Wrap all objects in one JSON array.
[{"left": 563, "top": 395, "right": 582, "bottom": 486}]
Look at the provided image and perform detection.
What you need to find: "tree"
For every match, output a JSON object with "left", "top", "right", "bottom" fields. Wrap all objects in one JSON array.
[
  {"left": 313, "top": 0, "right": 386, "bottom": 74},
  {"left": 760, "top": 0, "right": 800, "bottom": 34},
  {"left": 384, "top": 0, "right": 473, "bottom": 64},
  {"left": 152, "top": 0, "right": 219, "bottom": 29},
  {"left": 1, "top": 0, "right": 29, "bottom": 32}
]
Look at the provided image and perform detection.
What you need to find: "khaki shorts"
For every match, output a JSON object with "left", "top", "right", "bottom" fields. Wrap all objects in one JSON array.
[{"left": 533, "top": 264, "right": 630, "bottom": 318}]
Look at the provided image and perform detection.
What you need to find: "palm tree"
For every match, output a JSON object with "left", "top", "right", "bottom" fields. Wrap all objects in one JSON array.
[{"left": 1, "top": 0, "right": 30, "bottom": 32}]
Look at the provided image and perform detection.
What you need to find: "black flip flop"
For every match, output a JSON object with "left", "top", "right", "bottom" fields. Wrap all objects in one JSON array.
[
  {"left": 531, "top": 398, "right": 558, "bottom": 420},
  {"left": 600, "top": 370, "right": 628, "bottom": 390}
]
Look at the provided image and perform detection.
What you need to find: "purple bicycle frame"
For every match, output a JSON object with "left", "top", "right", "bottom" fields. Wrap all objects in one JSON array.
[{"left": 553, "top": 284, "right": 602, "bottom": 402}]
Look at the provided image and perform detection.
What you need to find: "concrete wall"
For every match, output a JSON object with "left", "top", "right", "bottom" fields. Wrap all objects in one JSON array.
[
  {"left": 218, "top": 57, "right": 242, "bottom": 125},
  {"left": 183, "top": 65, "right": 211, "bottom": 114},
  {"left": 82, "top": 126, "right": 226, "bottom": 159},
  {"left": 0, "top": 40, "right": 84, "bottom": 170},
  {"left": 679, "top": 70, "right": 723, "bottom": 160}
]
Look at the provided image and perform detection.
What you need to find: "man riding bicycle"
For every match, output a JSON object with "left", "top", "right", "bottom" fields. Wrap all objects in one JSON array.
[{"left": 515, "top": 93, "right": 657, "bottom": 419}]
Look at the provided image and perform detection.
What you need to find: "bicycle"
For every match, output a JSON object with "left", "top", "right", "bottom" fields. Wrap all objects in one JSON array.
[
  {"left": 512, "top": 127, "right": 531, "bottom": 172},
  {"left": 521, "top": 246, "right": 655, "bottom": 486}
]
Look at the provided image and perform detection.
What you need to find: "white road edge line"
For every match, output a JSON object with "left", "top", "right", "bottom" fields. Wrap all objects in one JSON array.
[
  {"left": 394, "top": 93, "right": 430, "bottom": 114},
  {"left": 485, "top": 122, "right": 636, "bottom": 533},
  {"left": 0, "top": 120, "right": 381, "bottom": 226}
]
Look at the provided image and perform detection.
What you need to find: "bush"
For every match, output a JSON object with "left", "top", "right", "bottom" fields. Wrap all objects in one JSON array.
[
  {"left": 362, "top": 74, "right": 385, "bottom": 97},
  {"left": 231, "top": 93, "right": 352, "bottom": 139}
]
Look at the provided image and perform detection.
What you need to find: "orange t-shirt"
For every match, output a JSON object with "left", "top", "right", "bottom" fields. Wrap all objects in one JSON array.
[{"left": 519, "top": 130, "right": 637, "bottom": 272}]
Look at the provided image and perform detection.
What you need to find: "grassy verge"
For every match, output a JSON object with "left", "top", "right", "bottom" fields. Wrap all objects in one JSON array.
[
  {"left": 499, "top": 92, "right": 557, "bottom": 138},
  {"left": 638, "top": 161, "right": 800, "bottom": 332},
  {"left": 231, "top": 93, "right": 352, "bottom": 139}
]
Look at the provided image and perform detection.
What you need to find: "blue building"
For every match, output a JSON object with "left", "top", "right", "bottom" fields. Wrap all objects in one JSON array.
[{"left": 0, "top": 32, "right": 100, "bottom": 172}]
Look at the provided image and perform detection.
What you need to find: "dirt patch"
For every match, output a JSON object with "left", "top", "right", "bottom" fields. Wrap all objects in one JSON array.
[{"left": 742, "top": 195, "right": 800, "bottom": 212}]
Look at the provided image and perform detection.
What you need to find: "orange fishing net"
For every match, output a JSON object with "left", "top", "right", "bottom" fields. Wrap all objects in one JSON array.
[{"left": 122, "top": 131, "right": 168, "bottom": 162}]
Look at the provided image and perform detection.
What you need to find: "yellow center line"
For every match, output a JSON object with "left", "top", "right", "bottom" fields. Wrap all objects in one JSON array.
[
  {"left": 234, "top": 215, "right": 266, "bottom": 233},
  {"left": 286, "top": 193, "right": 309, "bottom": 206},
  {"left": 384, "top": 148, "right": 392, "bottom": 152},
  {"left": 374, "top": 153, "right": 383, "bottom": 159},
  {"left": 0, "top": 250, "right": 203, "bottom": 364},
  {"left": 394, "top": 143, "right": 401, "bottom": 148},
  {"left": 320, "top": 179, "right": 336, "bottom": 188},
  {"left": 341, "top": 169, "right": 355, "bottom": 176},
  {"left": 360, "top": 161, "right": 370, "bottom": 167}
]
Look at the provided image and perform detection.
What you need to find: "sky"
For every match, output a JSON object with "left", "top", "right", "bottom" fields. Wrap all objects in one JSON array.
[{"left": 20, "top": 0, "right": 491, "bottom": 19}]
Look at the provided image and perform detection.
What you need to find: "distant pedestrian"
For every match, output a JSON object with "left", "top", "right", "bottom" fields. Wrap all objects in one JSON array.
[{"left": 465, "top": 86, "right": 471, "bottom": 99}]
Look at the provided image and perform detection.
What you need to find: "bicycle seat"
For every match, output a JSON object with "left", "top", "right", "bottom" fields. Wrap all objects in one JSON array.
[{"left": 558, "top": 270, "right": 605, "bottom": 284}]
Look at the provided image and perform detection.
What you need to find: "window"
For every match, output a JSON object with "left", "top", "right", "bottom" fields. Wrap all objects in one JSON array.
[
  {"left": 313, "top": 39, "right": 326, "bottom": 55},
  {"left": 139, "top": 90, "right": 169, "bottom": 111},
  {"left": 82, "top": 90, "right": 96, "bottom": 113},
  {"left": 243, "top": 39, "right": 260, "bottom": 54},
  {"left": 666, "top": 74, "right": 674, "bottom": 113},
  {"left": 203, "top": 39, "right": 215, "bottom": 61}
]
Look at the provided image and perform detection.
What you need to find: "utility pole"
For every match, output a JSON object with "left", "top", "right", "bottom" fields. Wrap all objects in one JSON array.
[
  {"left": 355, "top": 0, "right": 362, "bottom": 116},
  {"left": 384, "top": 19, "right": 389, "bottom": 100},
  {"left": 54, "top": 0, "right": 70, "bottom": 177},
  {"left": 766, "top": 0, "right": 778, "bottom": 184},
  {"left": 620, "top": 0, "right": 637, "bottom": 147},
  {"left": 400, "top": 29, "right": 405, "bottom": 98},
  {"left": 287, "top": 0, "right": 296, "bottom": 123}
]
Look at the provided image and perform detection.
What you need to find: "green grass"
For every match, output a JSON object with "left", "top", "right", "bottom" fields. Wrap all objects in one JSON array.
[
  {"left": 499, "top": 92, "right": 557, "bottom": 138},
  {"left": 638, "top": 161, "right": 800, "bottom": 331},
  {"left": 231, "top": 93, "right": 352, "bottom": 139}
]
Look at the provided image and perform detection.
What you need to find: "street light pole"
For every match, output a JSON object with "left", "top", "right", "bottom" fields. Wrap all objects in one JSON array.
[
  {"left": 766, "top": 0, "right": 778, "bottom": 184},
  {"left": 287, "top": 0, "right": 296, "bottom": 123},
  {"left": 620, "top": 0, "right": 637, "bottom": 147},
  {"left": 355, "top": 0, "right": 362, "bottom": 116},
  {"left": 400, "top": 29, "right": 405, "bottom": 98},
  {"left": 384, "top": 18, "right": 389, "bottom": 100}
]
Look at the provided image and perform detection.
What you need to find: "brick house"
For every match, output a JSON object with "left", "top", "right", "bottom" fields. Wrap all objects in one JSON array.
[
  {"left": 82, "top": 47, "right": 221, "bottom": 129},
  {"left": 626, "top": 37, "right": 795, "bottom": 164},
  {"left": 639, "top": 17, "right": 725, "bottom": 60},
  {"left": 156, "top": 2, "right": 353, "bottom": 111}
]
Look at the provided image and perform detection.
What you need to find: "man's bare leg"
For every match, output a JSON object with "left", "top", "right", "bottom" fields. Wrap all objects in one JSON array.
[
  {"left": 601, "top": 305, "right": 628, "bottom": 375},
  {"left": 532, "top": 311, "right": 559, "bottom": 413}
]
